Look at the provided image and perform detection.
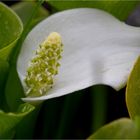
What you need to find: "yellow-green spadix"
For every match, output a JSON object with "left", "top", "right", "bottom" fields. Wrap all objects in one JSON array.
[
  {"left": 25, "top": 32, "right": 63, "bottom": 97},
  {"left": 17, "top": 8, "right": 140, "bottom": 103}
]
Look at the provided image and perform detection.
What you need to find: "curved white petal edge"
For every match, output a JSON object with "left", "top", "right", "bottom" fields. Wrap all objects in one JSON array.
[{"left": 17, "top": 8, "right": 140, "bottom": 102}]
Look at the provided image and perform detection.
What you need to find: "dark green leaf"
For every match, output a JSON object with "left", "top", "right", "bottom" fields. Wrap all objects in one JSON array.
[
  {"left": 0, "top": 59, "right": 9, "bottom": 91},
  {"left": 0, "top": 103, "right": 35, "bottom": 138},
  {"left": 0, "top": 59, "right": 9, "bottom": 109},
  {"left": 15, "top": 105, "right": 41, "bottom": 139}
]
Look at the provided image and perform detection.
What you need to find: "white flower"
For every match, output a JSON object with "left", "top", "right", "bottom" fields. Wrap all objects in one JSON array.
[{"left": 17, "top": 8, "right": 140, "bottom": 103}]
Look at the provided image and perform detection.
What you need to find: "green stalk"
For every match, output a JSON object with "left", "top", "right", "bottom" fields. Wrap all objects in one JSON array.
[
  {"left": 40, "top": 98, "right": 64, "bottom": 138},
  {"left": 90, "top": 85, "right": 108, "bottom": 132},
  {"left": 55, "top": 92, "right": 83, "bottom": 139}
]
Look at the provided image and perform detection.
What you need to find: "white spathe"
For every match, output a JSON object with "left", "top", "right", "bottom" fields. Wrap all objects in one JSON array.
[{"left": 17, "top": 8, "right": 140, "bottom": 102}]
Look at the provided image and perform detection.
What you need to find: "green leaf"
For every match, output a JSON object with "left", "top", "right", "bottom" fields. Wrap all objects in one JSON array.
[
  {"left": 0, "top": 2, "right": 23, "bottom": 60},
  {"left": 0, "top": 59, "right": 9, "bottom": 91},
  {"left": 15, "top": 105, "right": 41, "bottom": 138},
  {"left": 47, "top": 0, "right": 139, "bottom": 21},
  {"left": 5, "top": 65, "right": 25, "bottom": 111},
  {"left": 0, "top": 103, "right": 35, "bottom": 138},
  {"left": 0, "top": 59, "right": 9, "bottom": 109},
  {"left": 11, "top": 1, "right": 49, "bottom": 27},
  {"left": 126, "top": 56, "right": 140, "bottom": 119},
  {"left": 87, "top": 117, "right": 140, "bottom": 139}
]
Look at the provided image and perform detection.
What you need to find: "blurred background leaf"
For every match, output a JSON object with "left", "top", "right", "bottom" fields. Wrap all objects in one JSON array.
[
  {"left": 11, "top": 1, "right": 49, "bottom": 28},
  {"left": 47, "top": 0, "right": 140, "bottom": 21},
  {"left": 126, "top": 5, "right": 140, "bottom": 26}
]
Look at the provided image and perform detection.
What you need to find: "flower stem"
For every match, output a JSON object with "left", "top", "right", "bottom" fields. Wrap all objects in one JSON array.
[
  {"left": 90, "top": 85, "right": 108, "bottom": 132},
  {"left": 55, "top": 92, "right": 83, "bottom": 139}
]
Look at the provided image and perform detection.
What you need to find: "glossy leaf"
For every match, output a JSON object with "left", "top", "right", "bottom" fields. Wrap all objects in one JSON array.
[
  {"left": 12, "top": 1, "right": 49, "bottom": 27},
  {"left": 88, "top": 117, "right": 140, "bottom": 139},
  {"left": 0, "top": 2, "right": 23, "bottom": 60},
  {"left": 0, "top": 103, "right": 35, "bottom": 138},
  {"left": 47, "top": 0, "right": 139, "bottom": 21},
  {"left": 126, "top": 56, "right": 140, "bottom": 119}
]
